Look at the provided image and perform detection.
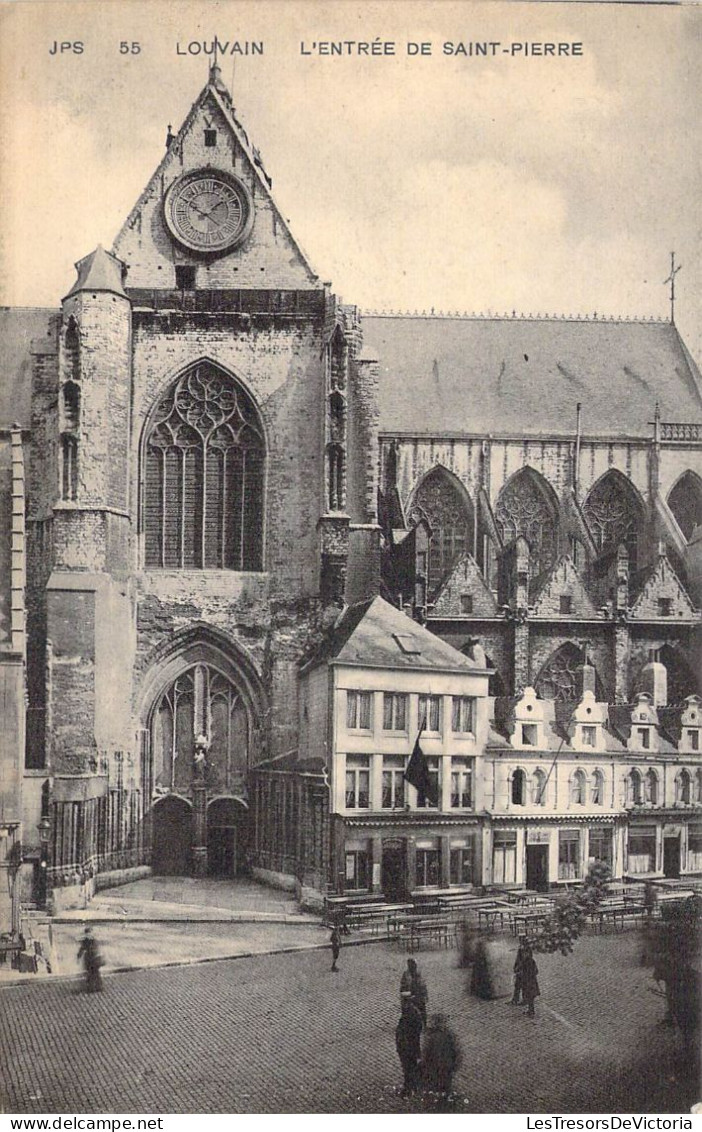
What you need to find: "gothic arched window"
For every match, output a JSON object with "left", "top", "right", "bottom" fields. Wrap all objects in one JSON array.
[
  {"left": 657, "top": 645, "right": 700, "bottom": 706},
  {"left": 495, "top": 467, "right": 558, "bottom": 579},
  {"left": 667, "top": 471, "right": 702, "bottom": 543},
  {"left": 592, "top": 769, "right": 604, "bottom": 805},
  {"left": 535, "top": 643, "right": 603, "bottom": 704},
  {"left": 327, "top": 444, "right": 344, "bottom": 511},
  {"left": 411, "top": 467, "right": 474, "bottom": 601},
  {"left": 150, "top": 663, "right": 249, "bottom": 794},
  {"left": 65, "top": 317, "right": 80, "bottom": 382},
  {"left": 583, "top": 470, "right": 643, "bottom": 573},
  {"left": 144, "top": 363, "right": 264, "bottom": 570},
  {"left": 645, "top": 768, "right": 659, "bottom": 805}
]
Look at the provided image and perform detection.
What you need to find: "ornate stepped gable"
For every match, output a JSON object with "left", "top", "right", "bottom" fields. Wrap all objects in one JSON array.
[
  {"left": 430, "top": 552, "right": 499, "bottom": 618},
  {"left": 530, "top": 555, "right": 599, "bottom": 619},
  {"left": 629, "top": 551, "right": 699, "bottom": 621}
]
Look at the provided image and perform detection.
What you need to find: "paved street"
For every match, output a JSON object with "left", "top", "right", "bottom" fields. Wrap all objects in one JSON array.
[{"left": 0, "top": 932, "right": 697, "bottom": 1114}]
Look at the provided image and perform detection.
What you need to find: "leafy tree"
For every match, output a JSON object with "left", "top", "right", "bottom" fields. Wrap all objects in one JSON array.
[{"left": 532, "top": 861, "right": 612, "bottom": 956}]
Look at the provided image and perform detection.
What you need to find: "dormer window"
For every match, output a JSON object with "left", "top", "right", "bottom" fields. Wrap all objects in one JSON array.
[
  {"left": 460, "top": 594, "right": 473, "bottom": 614},
  {"left": 658, "top": 597, "right": 673, "bottom": 617},
  {"left": 637, "top": 728, "right": 651, "bottom": 750},
  {"left": 687, "top": 730, "right": 700, "bottom": 752},
  {"left": 521, "top": 724, "right": 538, "bottom": 746},
  {"left": 560, "top": 595, "right": 573, "bottom": 615},
  {"left": 204, "top": 129, "right": 217, "bottom": 147},
  {"left": 581, "top": 725, "right": 596, "bottom": 748}
]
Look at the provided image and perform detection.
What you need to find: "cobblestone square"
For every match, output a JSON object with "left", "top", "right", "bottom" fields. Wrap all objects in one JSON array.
[{"left": 0, "top": 931, "right": 697, "bottom": 1114}]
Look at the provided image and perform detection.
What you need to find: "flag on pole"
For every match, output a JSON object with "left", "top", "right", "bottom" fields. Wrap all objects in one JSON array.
[{"left": 404, "top": 725, "right": 438, "bottom": 807}]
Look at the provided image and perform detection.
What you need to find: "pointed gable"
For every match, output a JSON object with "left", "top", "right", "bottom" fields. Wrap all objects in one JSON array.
[
  {"left": 630, "top": 552, "right": 699, "bottom": 620},
  {"left": 531, "top": 555, "right": 599, "bottom": 619},
  {"left": 431, "top": 553, "right": 499, "bottom": 619},
  {"left": 113, "top": 70, "right": 319, "bottom": 292}
]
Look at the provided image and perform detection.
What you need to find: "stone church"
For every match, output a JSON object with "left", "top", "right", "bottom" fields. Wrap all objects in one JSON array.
[{"left": 1, "top": 66, "right": 701, "bottom": 924}]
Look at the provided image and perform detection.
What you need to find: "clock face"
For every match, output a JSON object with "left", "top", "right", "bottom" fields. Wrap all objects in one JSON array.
[{"left": 164, "top": 170, "right": 253, "bottom": 254}]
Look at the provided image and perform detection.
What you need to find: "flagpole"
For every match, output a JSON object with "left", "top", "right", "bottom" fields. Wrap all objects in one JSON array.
[{"left": 535, "top": 709, "right": 578, "bottom": 805}]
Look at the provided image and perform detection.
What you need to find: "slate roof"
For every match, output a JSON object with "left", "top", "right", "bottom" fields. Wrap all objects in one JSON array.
[
  {"left": 302, "top": 595, "right": 485, "bottom": 673},
  {"left": 361, "top": 316, "right": 702, "bottom": 439},
  {"left": 0, "top": 307, "right": 57, "bottom": 430},
  {"left": 65, "top": 245, "right": 127, "bottom": 300}
]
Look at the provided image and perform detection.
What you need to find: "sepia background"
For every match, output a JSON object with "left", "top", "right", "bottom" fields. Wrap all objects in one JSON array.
[{"left": 0, "top": 0, "right": 700, "bottom": 359}]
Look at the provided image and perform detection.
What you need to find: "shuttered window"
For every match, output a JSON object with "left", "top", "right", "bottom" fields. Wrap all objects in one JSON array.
[{"left": 144, "top": 363, "right": 264, "bottom": 570}]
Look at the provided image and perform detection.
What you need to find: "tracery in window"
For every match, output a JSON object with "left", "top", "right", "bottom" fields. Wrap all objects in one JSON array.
[
  {"left": 583, "top": 470, "right": 643, "bottom": 573},
  {"left": 667, "top": 471, "right": 702, "bottom": 543},
  {"left": 410, "top": 467, "right": 474, "bottom": 602},
  {"left": 144, "top": 363, "right": 264, "bottom": 570},
  {"left": 150, "top": 663, "right": 249, "bottom": 794},
  {"left": 495, "top": 467, "right": 558, "bottom": 580},
  {"left": 655, "top": 645, "right": 700, "bottom": 706},
  {"left": 535, "top": 643, "right": 604, "bottom": 704}
]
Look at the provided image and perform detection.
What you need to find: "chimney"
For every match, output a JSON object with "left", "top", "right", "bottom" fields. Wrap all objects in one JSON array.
[{"left": 640, "top": 648, "right": 668, "bottom": 708}]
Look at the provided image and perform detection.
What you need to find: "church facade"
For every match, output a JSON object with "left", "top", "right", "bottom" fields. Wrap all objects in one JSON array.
[{"left": 1, "top": 67, "right": 701, "bottom": 921}]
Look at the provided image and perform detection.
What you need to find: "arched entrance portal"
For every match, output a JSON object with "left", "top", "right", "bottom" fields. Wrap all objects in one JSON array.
[
  {"left": 140, "top": 630, "right": 267, "bottom": 877},
  {"left": 207, "top": 797, "right": 247, "bottom": 877},
  {"left": 152, "top": 796, "right": 192, "bottom": 875}
]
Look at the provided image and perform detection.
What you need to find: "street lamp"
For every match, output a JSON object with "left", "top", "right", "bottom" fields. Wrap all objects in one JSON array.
[{"left": 37, "top": 817, "right": 51, "bottom": 909}]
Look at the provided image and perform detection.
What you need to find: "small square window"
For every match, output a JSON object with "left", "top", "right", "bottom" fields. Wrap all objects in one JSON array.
[
  {"left": 658, "top": 598, "right": 673, "bottom": 617},
  {"left": 175, "top": 265, "right": 196, "bottom": 289},
  {"left": 559, "top": 595, "right": 573, "bottom": 615},
  {"left": 522, "top": 723, "right": 538, "bottom": 746},
  {"left": 460, "top": 594, "right": 473, "bottom": 615},
  {"left": 204, "top": 129, "right": 217, "bottom": 147}
]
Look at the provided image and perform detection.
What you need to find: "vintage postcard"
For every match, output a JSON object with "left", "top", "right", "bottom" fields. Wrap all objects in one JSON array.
[{"left": 0, "top": 0, "right": 700, "bottom": 1121}]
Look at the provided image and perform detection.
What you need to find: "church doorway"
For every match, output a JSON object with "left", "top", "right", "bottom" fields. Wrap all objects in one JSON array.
[
  {"left": 152, "top": 795, "right": 192, "bottom": 875},
  {"left": 207, "top": 797, "right": 244, "bottom": 877}
]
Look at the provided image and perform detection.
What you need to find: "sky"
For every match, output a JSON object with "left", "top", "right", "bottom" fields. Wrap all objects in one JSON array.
[{"left": 1, "top": 0, "right": 700, "bottom": 363}]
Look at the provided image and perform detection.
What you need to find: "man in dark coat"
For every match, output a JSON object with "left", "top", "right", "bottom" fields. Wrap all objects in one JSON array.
[
  {"left": 400, "top": 957, "right": 428, "bottom": 1025},
  {"left": 330, "top": 926, "right": 341, "bottom": 972},
  {"left": 511, "top": 935, "right": 529, "bottom": 1005},
  {"left": 422, "top": 1013, "right": 461, "bottom": 1099},
  {"left": 521, "top": 947, "right": 540, "bottom": 1017},
  {"left": 395, "top": 993, "right": 423, "bottom": 1096},
  {"left": 77, "top": 926, "right": 103, "bottom": 993}
]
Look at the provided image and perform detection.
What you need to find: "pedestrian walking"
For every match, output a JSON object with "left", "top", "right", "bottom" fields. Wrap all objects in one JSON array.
[
  {"left": 330, "top": 925, "right": 341, "bottom": 972},
  {"left": 395, "top": 992, "right": 423, "bottom": 1096},
  {"left": 400, "top": 957, "right": 428, "bottom": 1025},
  {"left": 521, "top": 945, "right": 540, "bottom": 1018},
  {"left": 422, "top": 1013, "right": 461, "bottom": 1100},
  {"left": 511, "top": 935, "right": 529, "bottom": 1005},
  {"left": 77, "top": 925, "right": 103, "bottom": 993}
]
